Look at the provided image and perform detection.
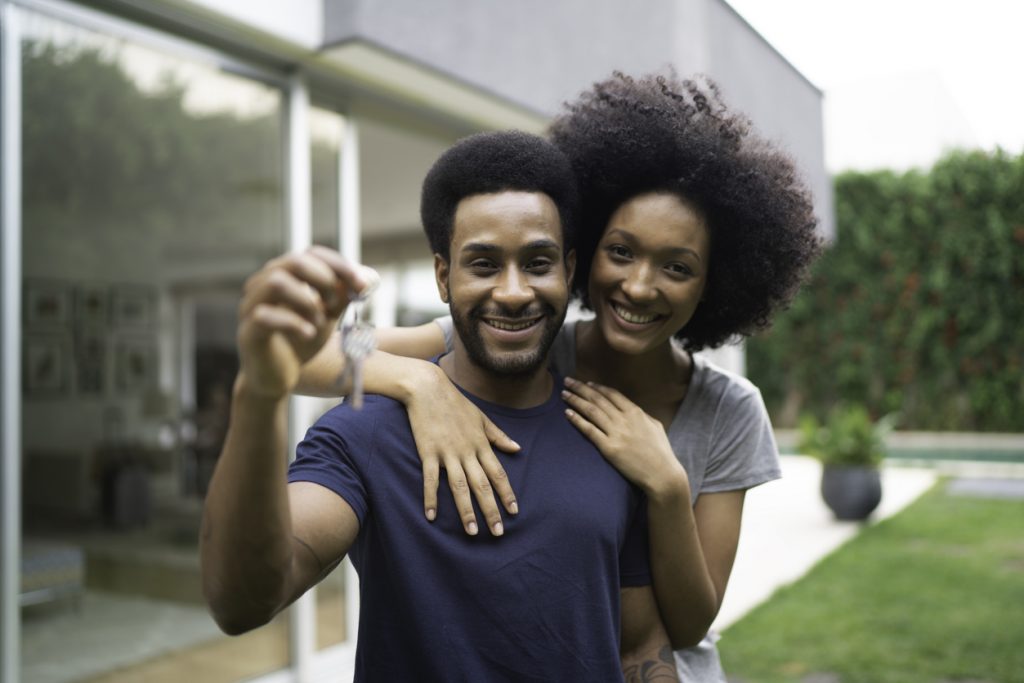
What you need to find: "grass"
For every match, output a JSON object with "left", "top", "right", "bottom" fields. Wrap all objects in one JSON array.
[{"left": 719, "top": 480, "right": 1024, "bottom": 683}]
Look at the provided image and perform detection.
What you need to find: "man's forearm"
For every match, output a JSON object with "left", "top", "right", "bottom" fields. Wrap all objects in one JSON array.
[
  {"left": 200, "top": 376, "right": 295, "bottom": 634},
  {"left": 620, "top": 586, "right": 679, "bottom": 682},
  {"left": 621, "top": 643, "right": 678, "bottom": 683}
]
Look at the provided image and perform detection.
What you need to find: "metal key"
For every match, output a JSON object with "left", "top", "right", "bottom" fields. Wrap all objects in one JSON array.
[{"left": 340, "top": 280, "right": 378, "bottom": 410}]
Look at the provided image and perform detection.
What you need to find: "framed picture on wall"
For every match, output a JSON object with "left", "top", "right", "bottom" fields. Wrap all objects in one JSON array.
[
  {"left": 24, "top": 279, "right": 71, "bottom": 329},
  {"left": 75, "top": 330, "right": 107, "bottom": 396},
  {"left": 115, "top": 338, "right": 156, "bottom": 392},
  {"left": 23, "top": 335, "right": 69, "bottom": 396},
  {"left": 75, "top": 284, "right": 110, "bottom": 327},
  {"left": 112, "top": 285, "right": 155, "bottom": 331}
]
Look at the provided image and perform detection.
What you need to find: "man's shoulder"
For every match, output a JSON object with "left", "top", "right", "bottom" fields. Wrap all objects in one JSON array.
[{"left": 314, "top": 394, "right": 410, "bottom": 434}]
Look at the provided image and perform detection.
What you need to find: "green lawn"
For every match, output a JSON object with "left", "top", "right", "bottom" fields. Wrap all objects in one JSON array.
[{"left": 719, "top": 480, "right": 1024, "bottom": 683}]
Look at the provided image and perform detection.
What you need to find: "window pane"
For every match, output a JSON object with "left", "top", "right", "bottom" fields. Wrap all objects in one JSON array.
[{"left": 19, "top": 10, "right": 288, "bottom": 682}]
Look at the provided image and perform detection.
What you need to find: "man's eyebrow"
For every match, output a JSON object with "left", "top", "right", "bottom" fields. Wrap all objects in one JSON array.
[{"left": 461, "top": 239, "right": 561, "bottom": 253}]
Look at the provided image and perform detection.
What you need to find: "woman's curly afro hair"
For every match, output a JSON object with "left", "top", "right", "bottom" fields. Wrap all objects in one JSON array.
[{"left": 548, "top": 71, "right": 822, "bottom": 351}]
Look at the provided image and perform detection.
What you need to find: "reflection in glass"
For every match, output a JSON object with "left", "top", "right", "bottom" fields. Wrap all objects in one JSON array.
[{"left": 19, "top": 10, "right": 288, "bottom": 682}]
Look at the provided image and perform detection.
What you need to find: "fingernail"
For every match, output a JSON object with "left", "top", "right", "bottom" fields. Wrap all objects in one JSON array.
[
  {"left": 426, "top": 508, "right": 436, "bottom": 521},
  {"left": 510, "top": 501, "right": 519, "bottom": 515},
  {"left": 561, "top": 390, "right": 570, "bottom": 399},
  {"left": 492, "top": 522, "right": 504, "bottom": 536},
  {"left": 564, "top": 377, "right": 576, "bottom": 386},
  {"left": 467, "top": 522, "right": 478, "bottom": 535}
]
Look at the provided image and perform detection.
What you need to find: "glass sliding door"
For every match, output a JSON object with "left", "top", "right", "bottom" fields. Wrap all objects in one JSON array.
[{"left": 18, "top": 6, "right": 290, "bottom": 681}]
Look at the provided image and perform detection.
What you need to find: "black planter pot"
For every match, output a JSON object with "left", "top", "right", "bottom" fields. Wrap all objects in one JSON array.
[{"left": 820, "top": 465, "right": 882, "bottom": 520}]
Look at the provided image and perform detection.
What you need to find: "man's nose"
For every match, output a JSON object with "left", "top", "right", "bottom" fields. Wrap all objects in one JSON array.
[{"left": 492, "top": 267, "right": 534, "bottom": 309}]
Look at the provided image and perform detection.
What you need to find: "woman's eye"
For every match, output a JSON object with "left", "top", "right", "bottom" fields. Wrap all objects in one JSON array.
[
  {"left": 607, "top": 245, "right": 632, "bottom": 260},
  {"left": 665, "top": 262, "right": 693, "bottom": 277}
]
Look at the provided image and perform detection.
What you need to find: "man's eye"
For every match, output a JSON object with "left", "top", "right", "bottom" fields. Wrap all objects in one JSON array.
[
  {"left": 526, "top": 259, "right": 553, "bottom": 272},
  {"left": 469, "top": 260, "right": 498, "bottom": 272}
]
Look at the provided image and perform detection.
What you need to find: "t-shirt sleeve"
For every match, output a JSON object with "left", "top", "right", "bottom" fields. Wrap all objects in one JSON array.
[
  {"left": 433, "top": 315, "right": 454, "bottom": 352},
  {"left": 288, "top": 408, "right": 371, "bottom": 525},
  {"left": 618, "top": 495, "right": 652, "bottom": 587},
  {"left": 702, "top": 380, "right": 782, "bottom": 493}
]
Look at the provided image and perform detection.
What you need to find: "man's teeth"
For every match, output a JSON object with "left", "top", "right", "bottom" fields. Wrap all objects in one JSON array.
[
  {"left": 613, "top": 304, "right": 658, "bottom": 324},
  {"left": 487, "top": 319, "right": 535, "bottom": 331}
]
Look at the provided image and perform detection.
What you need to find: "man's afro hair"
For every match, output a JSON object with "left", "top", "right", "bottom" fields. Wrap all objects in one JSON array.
[{"left": 420, "top": 130, "right": 579, "bottom": 260}]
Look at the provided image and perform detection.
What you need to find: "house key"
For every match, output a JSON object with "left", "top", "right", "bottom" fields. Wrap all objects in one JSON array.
[{"left": 340, "top": 272, "right": 379, "bottom": 410}]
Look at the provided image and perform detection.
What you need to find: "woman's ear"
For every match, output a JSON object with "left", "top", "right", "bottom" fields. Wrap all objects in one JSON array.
[{"left": 434, "top": 253, "right": 450, "bottom": 303}]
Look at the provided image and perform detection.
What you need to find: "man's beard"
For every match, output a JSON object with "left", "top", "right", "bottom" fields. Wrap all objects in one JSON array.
[{"left": 450, "top": 303, "right": 565, "bottom": 377}]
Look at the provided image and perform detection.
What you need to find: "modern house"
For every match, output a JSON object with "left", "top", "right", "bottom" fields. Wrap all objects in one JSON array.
[{"left": 0, "top": 0, "right": 832, "bottom": 681}]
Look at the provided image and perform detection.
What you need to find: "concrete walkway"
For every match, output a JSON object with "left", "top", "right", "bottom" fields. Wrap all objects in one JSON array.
[{"left": 712, "top": 455, "right": 938, "bottom": 631}]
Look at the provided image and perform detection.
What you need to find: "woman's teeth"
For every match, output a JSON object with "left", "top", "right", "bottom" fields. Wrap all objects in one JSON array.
[{"left": 612, "top": 303, "right": 658, "bottom": 324}]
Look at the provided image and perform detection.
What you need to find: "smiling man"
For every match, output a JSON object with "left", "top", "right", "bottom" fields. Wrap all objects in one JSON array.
[{"left": 200, "top": 131, "right": 676, "bottom": 682}]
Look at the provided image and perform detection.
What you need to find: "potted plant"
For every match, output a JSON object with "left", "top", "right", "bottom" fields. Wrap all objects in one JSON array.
[{"left": 797, "top": 405, "right": 895, "bottom": 521}]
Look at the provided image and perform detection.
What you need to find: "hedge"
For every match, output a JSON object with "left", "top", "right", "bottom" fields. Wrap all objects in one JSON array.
[{"left": 747, "top": 149, "right": 1024, "bottom": 432}]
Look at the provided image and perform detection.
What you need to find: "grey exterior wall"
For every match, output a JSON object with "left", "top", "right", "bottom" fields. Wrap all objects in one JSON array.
[
  {"left": 322, "top": 0, "right": 834, "bottom": 237},
  {"left": 324, "top": 0, "right": 681, "bottom": 116}
]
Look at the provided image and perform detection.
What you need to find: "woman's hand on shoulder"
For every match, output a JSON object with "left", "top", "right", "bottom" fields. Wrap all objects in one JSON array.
[
  {"left": 405, "top": 364, "right": 521, "bottom": 536},
  {"left": 562, "top": 378, "right": 687, "bottom": 498}
]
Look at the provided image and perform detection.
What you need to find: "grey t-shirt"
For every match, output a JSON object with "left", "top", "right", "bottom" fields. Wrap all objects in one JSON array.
[{"left": 434, "top": 316, "right": 782, "bottom": 682}]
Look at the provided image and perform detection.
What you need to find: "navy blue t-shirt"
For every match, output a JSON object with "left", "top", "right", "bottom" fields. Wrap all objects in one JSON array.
[{"left": 289, "top": 373, "right": 651, "bottom": 683}]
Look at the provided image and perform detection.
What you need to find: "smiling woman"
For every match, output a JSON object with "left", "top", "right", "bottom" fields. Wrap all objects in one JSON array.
[{"left": 588, "top": 192, "right": 709, "bottom": 358}]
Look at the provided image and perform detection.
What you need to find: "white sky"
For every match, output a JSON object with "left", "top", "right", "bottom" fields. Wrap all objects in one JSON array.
[{"left": 724, "top": 0, "right": 1024, "bottom": 172}]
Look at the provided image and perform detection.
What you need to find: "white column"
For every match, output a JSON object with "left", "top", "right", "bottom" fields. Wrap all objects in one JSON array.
[
  {"left": 338, "top": 113, "right": 362, "bottom": 665},
  {"left": 1, "top": 4, "right": 22, "bottom": 681},
  {"left": 339, "top": 116, "right": 361, "bottom": 265},
  {"left": 285, "top": 72, "right": 317, "bottom": 683}
]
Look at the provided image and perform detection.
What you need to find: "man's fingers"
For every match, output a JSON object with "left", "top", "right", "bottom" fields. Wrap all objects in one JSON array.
[
  {"left": 242, "top": 303, "right": 318, "bottom": 343},
  {"left": 243, "top": 249, "right": 377, "bottom": 323},
  {"left": 307, "top": 246, "right": 379, "bottom": 303},
  {"left": 241, "top": 265, "right": 328, "bottom": 326}
]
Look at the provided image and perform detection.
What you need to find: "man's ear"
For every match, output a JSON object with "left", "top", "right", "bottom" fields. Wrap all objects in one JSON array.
[
  {"left": 434, "top": 253, "right": 450, "bottom": 303},
  {"left": 564, "top": 249, "right": 577, "bottom": 288}
]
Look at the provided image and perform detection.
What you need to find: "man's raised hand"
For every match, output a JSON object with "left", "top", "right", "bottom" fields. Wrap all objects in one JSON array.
[{"left": 236, "top": 247, "right": 377, "bottom": 399}]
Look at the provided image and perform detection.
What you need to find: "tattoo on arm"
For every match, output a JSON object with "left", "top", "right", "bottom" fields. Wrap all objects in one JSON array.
[{"left": 623, "top": 646, "right": 677, "bottom": 683}]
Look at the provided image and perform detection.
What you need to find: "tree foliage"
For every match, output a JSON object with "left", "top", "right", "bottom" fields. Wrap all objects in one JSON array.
[{"left": 748, "top": 149, "right": 1024, "bottom": 431}]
